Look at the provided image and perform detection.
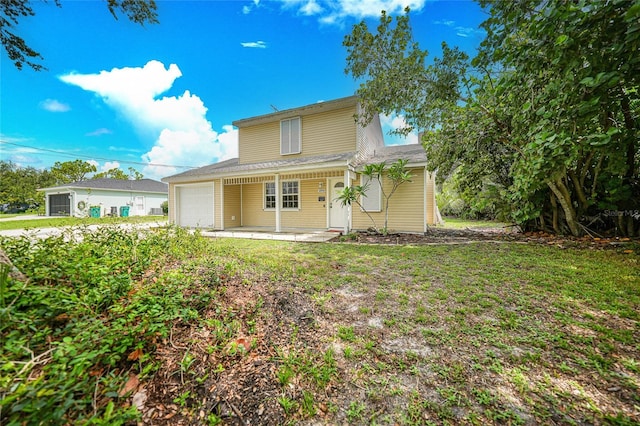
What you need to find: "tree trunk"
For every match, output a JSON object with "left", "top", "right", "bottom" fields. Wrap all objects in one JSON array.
[
  {"left": 547, "top": 179, "right": 581, "bottom": 236},
  {"left": 550, "top": 192, "right": 560, "bottom": 234}
]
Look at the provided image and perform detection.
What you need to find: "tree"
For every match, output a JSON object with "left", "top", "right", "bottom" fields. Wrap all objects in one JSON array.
[
  {"left": 337, "top": 159, "right": 413, "bottom": 234},
  {"left": 50, "top": 160, "right": 96, "bottom": 184},
  {"left": 0, "top": 161, "right": 55, "bottom": 209},
  {"left": 343, "top": 3, "right": 639, "bottom": 236},
  {"left": 1, "top": 0, "right": 158, "bottom": 71}
]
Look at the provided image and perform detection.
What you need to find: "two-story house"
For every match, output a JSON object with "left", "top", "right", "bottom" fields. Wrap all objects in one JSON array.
[{"left": 162, "top": 96, "right": 439, "bottom": 234}]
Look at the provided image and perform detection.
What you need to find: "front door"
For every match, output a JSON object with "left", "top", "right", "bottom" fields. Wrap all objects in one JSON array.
[{"left": 329, "top": 179, "right": 346, "bottom": 229}]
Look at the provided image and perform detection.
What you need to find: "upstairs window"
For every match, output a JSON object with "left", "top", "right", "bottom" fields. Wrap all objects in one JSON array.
[{"left": 281, "top": 117, "right": 301, "bottom": 155}]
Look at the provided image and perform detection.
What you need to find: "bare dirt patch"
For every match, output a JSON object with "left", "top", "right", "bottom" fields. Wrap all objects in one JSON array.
[{"left": 135, "top": 229, "right": 639, "bottom": 425}]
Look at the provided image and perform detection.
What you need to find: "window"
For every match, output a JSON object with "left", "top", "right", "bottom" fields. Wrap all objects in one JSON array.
[
  {"left": 264, "top": 180, "right": 299, "bottom": 209},
  {"left": 281, "top": 117, "right": 301, "bottom": 155},
  {"left": 281, "top": 181, "right": 299, "bottom": 209},
  {"left": 265, "top": 182, "right": 276, "bottom": 209},
  {"left": 361, "top": 175, "right": 382, "bottom": 212}
]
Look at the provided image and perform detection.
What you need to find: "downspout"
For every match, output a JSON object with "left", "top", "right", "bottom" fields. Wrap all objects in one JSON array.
[
  {"left": 275, "top": 173, "right": 281, "bottom": 233},
  {"left": 70, "top": 191, "right": 76, "bottom": 217}
]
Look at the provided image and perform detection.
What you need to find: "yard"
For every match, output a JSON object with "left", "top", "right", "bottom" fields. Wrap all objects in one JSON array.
[{"left": 0, "top": 225, "right": 638, "bottom": 425}]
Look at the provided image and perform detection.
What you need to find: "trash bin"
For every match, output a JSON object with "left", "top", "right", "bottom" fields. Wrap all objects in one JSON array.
[
  {"left": 110, "top": 206, "right": 118, "bottom": 216},
  {"left": 119, "top": 206, "right": 130, "bottom": 217},
  {"left": 89, "top": 206, "right": 101, "bottom": 218}
]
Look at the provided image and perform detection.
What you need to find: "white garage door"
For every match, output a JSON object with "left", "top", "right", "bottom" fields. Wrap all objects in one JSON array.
[{"left": 176, "top": 184, "right": 214, "bottom": 228}]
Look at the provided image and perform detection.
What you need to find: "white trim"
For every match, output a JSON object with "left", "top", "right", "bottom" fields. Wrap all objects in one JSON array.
[
  {"left": 220, "top": 179, "right": 225, "bottom": 230},
  {"left": 275, "top": 174, "right": 281, "bottom": 233}
]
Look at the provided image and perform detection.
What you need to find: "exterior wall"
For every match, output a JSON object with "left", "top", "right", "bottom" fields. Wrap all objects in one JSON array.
[
  {"left": 355, "top": 106, "right": 385, "bottom": 164},
  {"left": 241, "top": 183, "right": 273, "bottom": 227},
  {"left": 351, "top": 168, "right": 427, "bottom": 233},
  {"left": 238, "top": 106, "right": 358, "bottom": 164},
  {"left": 167, "top": 184, "right": 176, "bottom": 223},
  {"left": 281, "top": 179, "right": 326, "bottom": 229},
  {"left": 224, "top": 184, "right": 242, "bottom": 229},
  {"left": 56, "top": 188, "right": 166, "bottom": 218}
]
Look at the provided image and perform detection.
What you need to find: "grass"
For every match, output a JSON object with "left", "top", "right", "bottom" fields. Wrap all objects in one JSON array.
[
  {"left": 0, "top": 214, "right": 166, "bottom": 231},
  {"left": 1, "top": 228, "right": 638, "bottom": 424}
]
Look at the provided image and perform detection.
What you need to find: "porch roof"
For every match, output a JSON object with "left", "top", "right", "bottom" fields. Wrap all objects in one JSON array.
[{"left": 163, "top": 152, "right": 355, "bottom": 184}]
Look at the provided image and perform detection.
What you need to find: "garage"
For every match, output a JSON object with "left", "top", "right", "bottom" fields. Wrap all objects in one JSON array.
[
  {"left": 176, "top": 184, "right": 214, "bottom": 228},
  {"left": 49, "top": 193, "right": 71, "bottom": 216}
]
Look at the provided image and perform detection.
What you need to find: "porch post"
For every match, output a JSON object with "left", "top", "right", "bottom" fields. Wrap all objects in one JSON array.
[
  {"left": 275, "top": 173, "right": 281, "bottom": 233},
  {"left": 343, "top": 169, "right": 351, "bottom": 234},
  {"left": 220, "top": 179, "right": 225, "bottom": 230}
]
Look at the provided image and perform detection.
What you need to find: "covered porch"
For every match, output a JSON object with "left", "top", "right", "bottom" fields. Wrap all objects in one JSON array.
[{"left": 218, "top": 168, "right": 355, "bottom": 234}]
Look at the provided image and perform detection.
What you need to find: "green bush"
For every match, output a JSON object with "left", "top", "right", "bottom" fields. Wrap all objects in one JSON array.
[{"left": 0, "top": 226, "right": 215, "bottom": 424}]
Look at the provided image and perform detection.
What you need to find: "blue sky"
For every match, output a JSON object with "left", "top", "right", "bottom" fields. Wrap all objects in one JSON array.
[{"left": 1, "top": 0, "right": 486, "bottom": 181}]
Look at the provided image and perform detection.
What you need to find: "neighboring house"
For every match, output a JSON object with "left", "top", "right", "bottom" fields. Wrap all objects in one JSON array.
[
  {"left": 162, "top": 95, "right": 438, "bottom": 234},
  {"left": 39, "top": 178, "right": 168, "bottom": 217}
]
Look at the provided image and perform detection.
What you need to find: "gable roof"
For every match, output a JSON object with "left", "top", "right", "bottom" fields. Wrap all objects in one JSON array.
[
  {"left": 40, "top": 178, "right": 168, "bottom": 193},
  {"left": 232, "top": 96, "right": 359, "bottom": 128}
]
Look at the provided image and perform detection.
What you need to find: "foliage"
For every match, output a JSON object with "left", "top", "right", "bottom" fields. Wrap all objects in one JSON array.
[
  {"left": 50, "top": 160, "right": 97, "bottom": 184},
  {"left": 336, "top": 159, "right": 413, "bottom": 234},
  {"left": 160, "top": 200, "right": 169, "bottom": 215},
  {"left": 0, "top": 225, "right": 209, "bottom": 424},
  {"left": 0, "top": 161, "right": 55, "bottom": 209},
  {"left": 1, "top": 0, "right": 158, "bottom": 71},
  {"left": 343, "top": 2, "right": 640, "bottom": 236},
  {"left": 93, "top": 167, "right": 144, "bottom": 180}
]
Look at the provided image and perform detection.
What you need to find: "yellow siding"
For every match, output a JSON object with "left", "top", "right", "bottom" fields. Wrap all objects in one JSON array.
[
  {"left": 238, "top": 106, "right": 357, "bottom": 164},
  {"left": 241, "top": 183, "right": 274, "bottom": 227},
  {"left": 224, "top": 184, "right": 241, "bottom": 229},
  {"left": 352, "top": 169, "right": 426, "bottom": 233},
  {"left": 281, "top": 179, "right": 326, "bottom": 229}
]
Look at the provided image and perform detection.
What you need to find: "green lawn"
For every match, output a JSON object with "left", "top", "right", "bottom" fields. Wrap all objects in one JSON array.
[
  {"left": 0, "top": 214, "right": 167, "bottom": 231},
  {"left": 1, "top": 228, "right": 638, "bottom": 425}
]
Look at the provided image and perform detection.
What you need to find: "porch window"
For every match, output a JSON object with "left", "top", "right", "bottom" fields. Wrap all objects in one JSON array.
[
  {"left": 281, "top": 117, "right": 301, "bottom": 155},
  {"left": 281, "top": 181, "right": 299, "bottom": 209},
  {"left": 265, "top": 182, "right": 276, "bottom": 209},
  {"left": 264, "top": 180, "right": 299, "bottom": 209}
]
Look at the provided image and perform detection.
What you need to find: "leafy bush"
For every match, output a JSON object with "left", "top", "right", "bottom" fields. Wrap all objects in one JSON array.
[{"left": 0, "top": 226, "right": 215, "bottom": 424}]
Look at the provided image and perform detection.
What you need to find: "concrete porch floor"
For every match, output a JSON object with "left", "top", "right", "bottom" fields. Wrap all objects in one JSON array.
[{"left": 200, "top": 227, "right": 341, "bottom": 242}]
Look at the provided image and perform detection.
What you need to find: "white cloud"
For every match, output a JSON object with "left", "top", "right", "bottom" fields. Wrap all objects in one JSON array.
[
  {"left": 101, "top": 161, "right": 120, "bottom": 171},
  {"left": 279, "top": 0, "right": 427, "bottom": 23},
  {"left": 433, "top": 19, "right": 455, "bottom": 26},
  {"left": 86, "top": 128, "right": 112, "bottom": 136},
  {"left": 380, "top": 113, "right": 419, "bottom": 145},
  {"left": 243, "top": 0, "right": 261, "bottom": 14},
  {"left": 60, "top": 60, "right": 238, "bottom": 180},
  {"left": 241, "top": 40, "right": 267, "bottom": 48},
  {"left": 40, "top": 98, "right": 70, "bottom": 112}
]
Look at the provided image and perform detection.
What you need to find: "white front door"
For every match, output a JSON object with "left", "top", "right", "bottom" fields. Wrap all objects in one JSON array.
[
  {"left": 135, "top": 196, "right": 145, "bottom": 216},
  {"left": 329, "top": 179, "right": 346, "bottom": 229}
]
